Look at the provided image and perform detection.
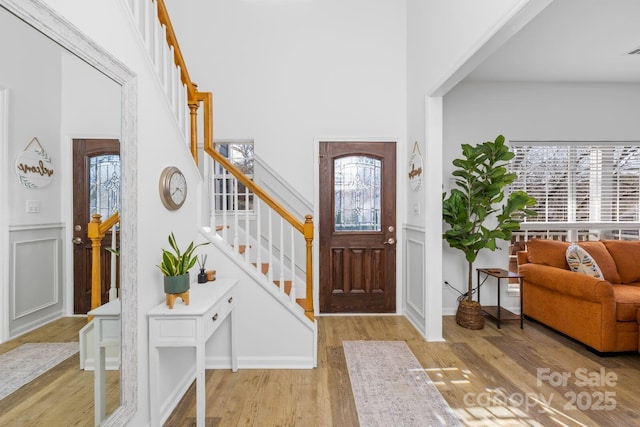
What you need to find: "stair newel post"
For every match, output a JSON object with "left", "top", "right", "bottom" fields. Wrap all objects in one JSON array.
[
  {"left": 279, "top": 217, "right": 285, "bottom": 295},
  {"left": 87, "top": 214, "right": 104, "bottom": 322},
  {"left": 303, "top": 215, "right": 315, "bottom": 320},
  {"left": 188, "top": 99, "right": 199, "bottom": 166}
]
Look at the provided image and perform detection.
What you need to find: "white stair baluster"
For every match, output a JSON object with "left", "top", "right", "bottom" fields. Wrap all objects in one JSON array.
[
  {"left": 209, "top": 156, "right": 216, "bottom": 233},
  {"left": 233, "top": 177, "right": 239, "bottom": 254},
  {"left": 109, "top": 224, "right": 118, "bottom": 301},
  {"left": 222, "top": 168, "right": 228, "bottom": 244},
  {"left": 143, "top": 1, "right": 152, "bottom": 52},
  {"left": 279, "top": 217, "right": 285, "bottom": 295},
  {"left": 268, "top": 209, "right": 273, "bottom": 284},
  {"left": 256, "top": 198, "right": 262, "bottom": 274},
  {"left": 244, "top": 184, "right": 250, "bottom": 262},
  {"left": 290, "top": 225, "right": 296, "bottom": 303}
]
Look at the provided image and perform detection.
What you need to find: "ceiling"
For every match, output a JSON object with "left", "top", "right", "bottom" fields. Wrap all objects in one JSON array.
[{"left": 465, "top": 0, "right": 640, "bottom": 83}]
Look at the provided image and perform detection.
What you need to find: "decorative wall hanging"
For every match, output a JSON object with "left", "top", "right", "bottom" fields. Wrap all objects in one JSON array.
[
  {"left": 408, "top": 141, "right": 423, "bottom": 191},
  {"left": 15, "top": 137, "right": 54, "bottom": 189}
]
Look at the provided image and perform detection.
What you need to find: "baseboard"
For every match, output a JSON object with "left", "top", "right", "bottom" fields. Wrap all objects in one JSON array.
[
  {"left": 9, "top": 311, "right": 63, "bottom": 340},
  {"left": 81, "top": 356, "right": 120, "bottom": 371},
  {"left": 206, "top": 355, "right": 315, "bottom": 369}
]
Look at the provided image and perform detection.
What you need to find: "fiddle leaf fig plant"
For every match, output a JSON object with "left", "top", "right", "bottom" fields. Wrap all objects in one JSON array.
[{"left": 442, "top": 135, "right": 536, "bottom": 303}]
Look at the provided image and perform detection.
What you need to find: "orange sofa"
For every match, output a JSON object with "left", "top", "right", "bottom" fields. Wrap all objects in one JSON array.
[{"left": 517, "top": 239, "right": 640, "bottom": 353}]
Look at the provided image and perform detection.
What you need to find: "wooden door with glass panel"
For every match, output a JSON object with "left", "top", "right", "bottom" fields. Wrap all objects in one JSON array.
[
  {"left": 319, "top": 141, "right": 396, "bottom": 313},
  {"left": 73, "top": 139, "right": 120, "bottom": 314}
]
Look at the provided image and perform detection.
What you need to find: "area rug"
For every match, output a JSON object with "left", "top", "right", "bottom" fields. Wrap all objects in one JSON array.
[
  {"left": 0, "top": 342, "right": 79, "bottom": 400},
  {"left": 343, "top": 340, "right": 460, "bottom": 427}
]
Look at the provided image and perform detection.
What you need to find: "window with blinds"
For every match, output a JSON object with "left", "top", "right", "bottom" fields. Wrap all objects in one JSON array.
[{"left": 509, "top": 143, "right": 640, "bottom": 224}]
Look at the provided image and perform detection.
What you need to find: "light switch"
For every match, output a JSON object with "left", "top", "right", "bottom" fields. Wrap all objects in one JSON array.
[
  {"left": 26, "top": 200, "right": 40, "bottom": 213},
  {"left": 413, "top": 203, "right": 420, "bottom": 215}
]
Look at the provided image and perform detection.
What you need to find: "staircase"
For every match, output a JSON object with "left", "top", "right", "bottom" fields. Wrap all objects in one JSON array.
[{"left": 122, "top": 0, "right": 317, "bottom": 368}]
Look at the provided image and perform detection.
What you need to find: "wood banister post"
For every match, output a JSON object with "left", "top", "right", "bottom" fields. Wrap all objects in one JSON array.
[
  {"left": 189, "top": 101, "right": 199, "bottom": 164},
  {"left": 303, "top": 215, "right": 314, "bottom": 321},
  {"left": 87, "top": 214, "right": 103, "bottom": 321}
]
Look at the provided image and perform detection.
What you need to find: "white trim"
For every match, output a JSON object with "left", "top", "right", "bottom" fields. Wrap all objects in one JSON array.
[
  {"left": 11, "top": 237, "right": 60, "bottom": 319},
  {"left": 424, "top": 96, "right": 444, "bottom": 342},
  {"left": 0, "top": 88, "right": 8, "bottom": 343},
  {"left": 428, "top": 0, "right": 553, "bottom": 97},
  {"left": 313, "top": 136, "right": 404, "bottom": 315}
]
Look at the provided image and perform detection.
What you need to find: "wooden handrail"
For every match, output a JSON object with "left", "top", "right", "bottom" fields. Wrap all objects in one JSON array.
[
  {"left": 156, "top": 0, "right": 196, "bottom": 103},
  {"left": 87, "top": 211, "right": 120, "bottom": 320}
]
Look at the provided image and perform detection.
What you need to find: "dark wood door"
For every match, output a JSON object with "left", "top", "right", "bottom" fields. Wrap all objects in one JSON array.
[
  {"left": 319, "top": 141, "right": 396, "bottom": 313},
  {"left": 73, "top": 139, "right": 120, "bottom": 314}
]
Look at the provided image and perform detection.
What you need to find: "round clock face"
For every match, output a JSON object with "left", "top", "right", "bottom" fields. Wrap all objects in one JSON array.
[{"left": 160, "top": 167, "right": 187, "bottom": 210}]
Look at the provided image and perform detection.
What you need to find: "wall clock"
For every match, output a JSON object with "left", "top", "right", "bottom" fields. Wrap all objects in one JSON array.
[{"left": 159, "top": 166, "right": 187, "bottom": 210}]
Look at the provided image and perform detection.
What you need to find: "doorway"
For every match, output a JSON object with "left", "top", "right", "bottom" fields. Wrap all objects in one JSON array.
[
  {"left": 72, "top": 139, "right": 120, "bottom": 314},
  {"left": 319, "top": 141, "right": 397, "bottom": 313}
]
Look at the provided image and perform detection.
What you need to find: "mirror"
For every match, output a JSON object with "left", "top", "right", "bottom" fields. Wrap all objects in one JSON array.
[{"left": 0, "top": 0, "right": 136, "bottom": 425}]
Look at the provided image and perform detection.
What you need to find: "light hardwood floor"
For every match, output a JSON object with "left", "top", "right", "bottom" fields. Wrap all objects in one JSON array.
[
  {"left": 1, "top": 316, "right": 639, "bottom": 426},
  {"left": 166, "top": 316, "right": 640, "bottom": 427},
  {"left": 0, "top": 317, "right": 120, "bottom": 427}
]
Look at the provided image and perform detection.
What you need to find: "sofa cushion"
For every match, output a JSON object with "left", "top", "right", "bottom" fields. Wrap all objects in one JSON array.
[
  {"left": 566, "top": 243, "right": 603, "bottom": 279},
  {"left": 602, "top": 240, "right": 640, "bottom": 284},
  {"left": 578, "top": 241, "right": 622, "bottom": 284},
  {"left": 526, "top": 239, "right": 569, "bottom": 270},
  {"left": 612, "top": 284, "right": 640, "bottom": 322}
]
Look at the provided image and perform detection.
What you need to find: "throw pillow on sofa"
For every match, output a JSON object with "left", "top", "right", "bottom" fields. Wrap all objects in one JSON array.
[{"left": 566, "top": 243, "right": 603, "bottom": 279}]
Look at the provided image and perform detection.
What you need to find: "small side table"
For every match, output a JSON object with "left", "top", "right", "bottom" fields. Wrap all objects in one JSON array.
[{"left": 477, "top": 268, "right": 524, "bottom": 329}]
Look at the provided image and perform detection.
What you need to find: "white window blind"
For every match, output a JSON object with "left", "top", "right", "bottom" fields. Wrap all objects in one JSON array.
[{"left": 509, "top": 142, "right": 640, "bottom": 224}]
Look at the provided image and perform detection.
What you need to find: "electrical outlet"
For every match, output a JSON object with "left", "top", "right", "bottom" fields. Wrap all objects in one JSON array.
[{"left": 26, "top": 200, "right": 40, "bottom": 213}]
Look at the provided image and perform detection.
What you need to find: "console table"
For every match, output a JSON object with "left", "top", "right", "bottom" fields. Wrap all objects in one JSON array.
[
  {"left": 148, "top": 279, "right": 238, "bottom": 427},
  {"left": 477, "top": 268, "right": 523, "bottom": 329}
]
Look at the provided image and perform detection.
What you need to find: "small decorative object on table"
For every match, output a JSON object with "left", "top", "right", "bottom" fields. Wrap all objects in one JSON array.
[
  {"left": 197, "top": 255, "right": 208, "bottom": 283},
  {"left": 206, "top": 270, "right": 216, "bottom": 281},
  {"left": 157, "top": 232, "right": 209, "bottom": 309}
]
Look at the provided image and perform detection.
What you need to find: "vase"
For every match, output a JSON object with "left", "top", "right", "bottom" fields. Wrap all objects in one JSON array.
[
  {"left": 197, "top": 268, "right": 207, "bottom": 283},
  {"left": 164, "top": 273, "right": 190, "bottom": 294}
]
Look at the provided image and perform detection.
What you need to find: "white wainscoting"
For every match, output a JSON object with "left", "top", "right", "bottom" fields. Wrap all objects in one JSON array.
[
  {"left": 404, "top": 224, "right": 426, "bottom": 336},
  {"left": 8, "top": 223, "right": 64, "bottom": 338}
]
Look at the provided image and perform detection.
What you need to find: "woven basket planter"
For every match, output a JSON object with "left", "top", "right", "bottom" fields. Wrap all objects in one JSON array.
[{"left": 456, "top": 299, "right": 485, "bottom": 330}]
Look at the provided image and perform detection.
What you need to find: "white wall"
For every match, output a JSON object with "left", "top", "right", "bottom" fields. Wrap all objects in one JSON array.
[
  {"left": 1, "top": 7, "right": 64, "bottom": 339},
  {"left": 165, "top": 0, "right": 407, "bottom": 199},
  {"left": 442, "top": 80, "right": 640, "bottom": 313},
  {"left": 1, "top": 8, "right": 62, "bottom": 226},
  {"left": 405, "top": 0, "right": 529, "bottom": 339}
]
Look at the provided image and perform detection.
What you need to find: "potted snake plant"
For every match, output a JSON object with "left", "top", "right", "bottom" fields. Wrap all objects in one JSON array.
[
  {"left": 442, "top": 135, "right": 536, "bottom": 329},
  {"left": 158, "top": 232, "right": 209, "bottom": 295}
]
